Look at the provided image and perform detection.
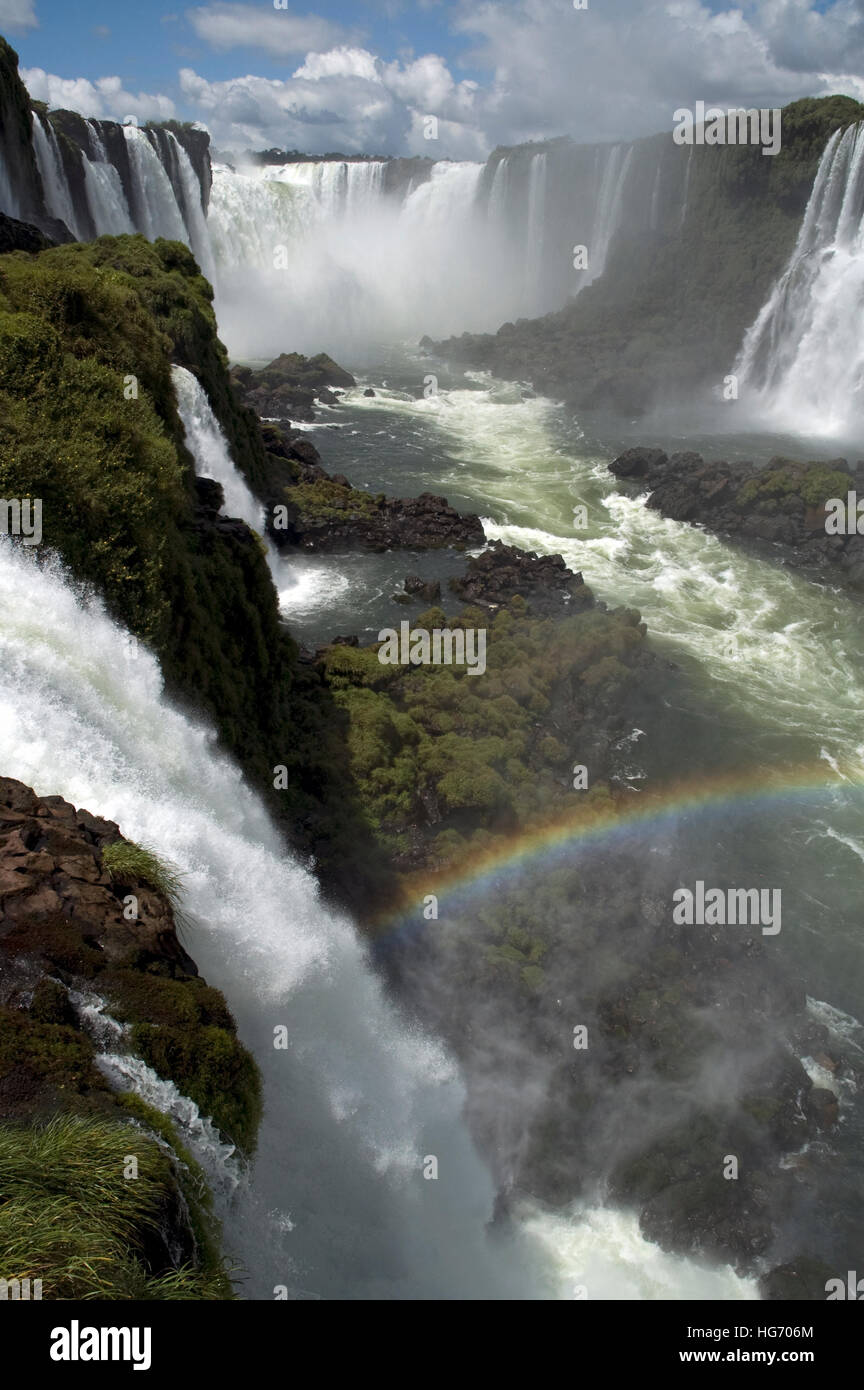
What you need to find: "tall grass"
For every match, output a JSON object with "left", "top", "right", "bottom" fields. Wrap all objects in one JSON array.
[{"left": 0, "top": 1115, "right": 231, "bottom": 1299}]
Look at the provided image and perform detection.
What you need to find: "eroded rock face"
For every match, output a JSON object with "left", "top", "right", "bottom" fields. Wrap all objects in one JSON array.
[
  {"left": 609, "top": 448, "right": 864, "bottom": 589},
  {"left": 0, "top": 778, "right": 194, "bottom": 972},
  {"left": 0, "top": 210, "right": 54, "bottom": 254},
  {"left": 0, "top": 776, "right": 259, "bottom": 1154}
]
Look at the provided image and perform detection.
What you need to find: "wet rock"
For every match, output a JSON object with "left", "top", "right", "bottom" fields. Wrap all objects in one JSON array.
[
  {"left": 760, "top": 1257, "right": 836, "bottom": 1301},
  {"left": 449, "top": 539, "right": 594, "bottom": 615},
  {"left": 0, "top": 776, "right": 194, "bottom": 974},
  {"left": 404, "top": 575, "right": 441, "bottom": 603},
  {"left": 805, "top": 1086, "right": 839, "bottom": 1129},
  {"left": 231, "top": 351, "right": 355, "bottom": 424},
  {"left": 273, "top": 487, "right": 485, "bottom": 553},
  {"left": 0, "top": 210, "right": 53, "bottom": 254}
]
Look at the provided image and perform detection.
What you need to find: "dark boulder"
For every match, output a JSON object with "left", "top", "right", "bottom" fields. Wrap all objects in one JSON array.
[
  {"left": 404, "top": 574, "right": 441, "bottom": 603},
  {"left": 449, "top": 539, "right": 593, "bottom": 615}
]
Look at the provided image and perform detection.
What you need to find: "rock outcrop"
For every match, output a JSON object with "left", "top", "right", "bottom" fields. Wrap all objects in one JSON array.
[
  {"left": 449, "top": 539, "right": 594, "bottom": 615},
  {"left": 0, "top": 776, "right": 258, "bottom": 1149},
  {"left": 232, "top": 352, "right": 356, "bottom": 424}
]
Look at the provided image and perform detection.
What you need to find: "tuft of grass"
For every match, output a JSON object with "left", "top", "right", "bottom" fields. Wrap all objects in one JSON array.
[
  {"left": 0, "top": 1114, "right": 231, "bottom": 1299},
  {"left": 102, "top": 839, "right": 186, "bottom": 920}
]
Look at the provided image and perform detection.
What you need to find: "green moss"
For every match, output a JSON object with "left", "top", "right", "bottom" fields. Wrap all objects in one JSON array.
[
  {"left": 736, "top": 462, "right": 852, "bottom": 509},
  {"left": 116, "top": 1093, "right": 233, "bottom": 1294},
  {"left": 0, "top": 234, "right": 387, "bottom": 912},
  {"left": 0, "top": 1007, "right": 102, "bottom": 1099},
  {"left": 287, "top": 477, "right": 377, "bottom": 523},
  {"left": 329, "top": 600, "right": 646, "bottom": 872},
  {"left": 130, "top": 1022, "right": 261, "bottom": 1155}
]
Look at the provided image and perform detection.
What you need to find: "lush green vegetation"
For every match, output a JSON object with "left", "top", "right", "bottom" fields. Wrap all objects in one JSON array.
[
  {"left": 323, "top": 598, "right": 642, "bottom": 872},
  {"left": 0, "top": 236, "right": 386, "bottom": 909},
  {"left": 0, "top": 1114, "right": 231, "bottom": 1299},
  {"left": 289, "top": 477, "right": 379, "bottom": 523},
  {"left": 736, "top": 460, "right": 852, "bottom": 509}
]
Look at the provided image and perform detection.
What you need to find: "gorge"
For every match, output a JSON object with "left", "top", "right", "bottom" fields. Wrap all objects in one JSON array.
[{"left": 1, "top": 28, "right": 864, "bottom": 1307}]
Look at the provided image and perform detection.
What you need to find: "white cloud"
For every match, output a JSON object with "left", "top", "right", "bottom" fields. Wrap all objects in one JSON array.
[
  {"left": 187, "top": 3, "right": 349, "bottom": 56},
  {"left": 22, "top": 68, "right": 176, "bottom": 122},
  {"left": 293, "top": 47, "right": 380, "bottom": 82},
  {"left": 0, "top": 0, "right": 37, "bottom": 32},
  {"left": 178, "top": 45, "right": 485, "bottom": 156},
  {"left": 450, "top": 0, "right": 864, "bottom": 147}
]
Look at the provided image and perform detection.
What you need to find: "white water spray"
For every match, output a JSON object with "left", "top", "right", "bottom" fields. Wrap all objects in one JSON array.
[
  {"left": 172, "top": 365, "right": 264, "bottom": 535},
  {"left": 735, "top": 121, "right": 864, "bottom": 435}
]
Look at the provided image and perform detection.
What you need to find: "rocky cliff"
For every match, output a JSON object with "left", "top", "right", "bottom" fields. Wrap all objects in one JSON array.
[{"left": 0, "top": 776, "right": 257, "bottom": 1298}]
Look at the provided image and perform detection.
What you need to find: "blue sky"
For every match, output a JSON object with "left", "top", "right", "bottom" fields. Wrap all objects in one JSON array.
[
  {"left": 8, "top": 1, "right": 482, "bottom": 96},
  {"left": 4, "top": 0, "right": 864, "bottom": 157}
]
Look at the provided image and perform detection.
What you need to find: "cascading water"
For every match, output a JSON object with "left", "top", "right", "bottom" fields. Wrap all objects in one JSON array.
[
  {"left": 171, "top": 364, "right": 264, "bottom": 535},
  {"left": 1, "top": 103, "right": 699, "bottom": 359},
  {"left": 0, "top": 538, "right": 530, "bottom": 1298},
  {"left": 171, "top": 364, "right": 301, "bottom": 608},
  {"left": 734, "top": 121, "right": 864, "bottom": 435},
  {"left": 31, "top": 113, "right": 85, "bottom": 238},
  {"left": 122, "top": 125, "right": 191, "bottom": 246},
  {"left": 80, "top": 125, "right": 135, "bottom": 237},
  {"left": 0, "top": 144, "right": 19, "bottom": 220},
  {"left": 207, "top": 157, "right": 493, "bottom": 357},
  {"left": 585, "top": 144, "right": 633, "bottom": 285},
  {"left": 0, "top": 537, "right": 760, "bottom": 1298}
]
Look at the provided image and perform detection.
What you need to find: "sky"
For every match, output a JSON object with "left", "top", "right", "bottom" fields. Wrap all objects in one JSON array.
[{"left": 3, "top": 0, "right": 864, "bottom": 158}]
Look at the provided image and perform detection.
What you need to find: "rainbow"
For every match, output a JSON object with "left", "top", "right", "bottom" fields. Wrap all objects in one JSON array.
[{"left": 373, "top": 759, "right": 864, "bottom": 938}]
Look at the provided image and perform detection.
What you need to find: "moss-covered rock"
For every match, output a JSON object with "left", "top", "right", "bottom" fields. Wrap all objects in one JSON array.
[{"left": 0, "top": 235, "right": 387, "bottom": 909}]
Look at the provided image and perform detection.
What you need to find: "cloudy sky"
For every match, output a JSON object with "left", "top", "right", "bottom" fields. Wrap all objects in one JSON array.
[{"left": 4, "top": 0, "right": 864, "bottom": 157}]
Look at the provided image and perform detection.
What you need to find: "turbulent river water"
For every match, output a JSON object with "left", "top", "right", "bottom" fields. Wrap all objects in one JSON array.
[{"left": 277, "top": 349, "right": 864, "bottom": 1009}]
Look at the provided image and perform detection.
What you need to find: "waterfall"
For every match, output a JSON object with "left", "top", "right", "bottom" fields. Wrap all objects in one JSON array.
[
  {"left": 734, "top": 121, "right": 864, "bottom": 435},
  {"left": 171, "top": 364, "right": 299, "bottom": 607},
  {"left": 0, "top": 144, "right": 19, "bottom": 220},
  {"left": 205, "top": 144, "right": 643, "bottom": 356},
  {"left": 587, "top": 144, "right": 633, "bottom": 285},
  {"left": 81, "top": 122, "right": 135, "bottom": 236},
  {"left": 0, "top": 538, "right": 542, "bottom": 1298},
  {"left": 31, "top": 113, "right": 85, "bottom": 239},
  {"left": 171, "top": 365, "right": 264, "bottom": 535},
  {"left": 524, "top": 151, "right": 548, "bottom": 307},
  {"left": 1, "top": 104, "right": 662, "bottom": 355},
  {"left": 167, "top": 134, "right": 216, "bottom": 280},
  {"left": 207, "top": 157, "right": 491, "bottom": 356},
  {"left": 0, "top": 537, "right": 763, "bottom": 1298},
  {"left": 122, "top": 125, "right": 190, "bottom": 244}
]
